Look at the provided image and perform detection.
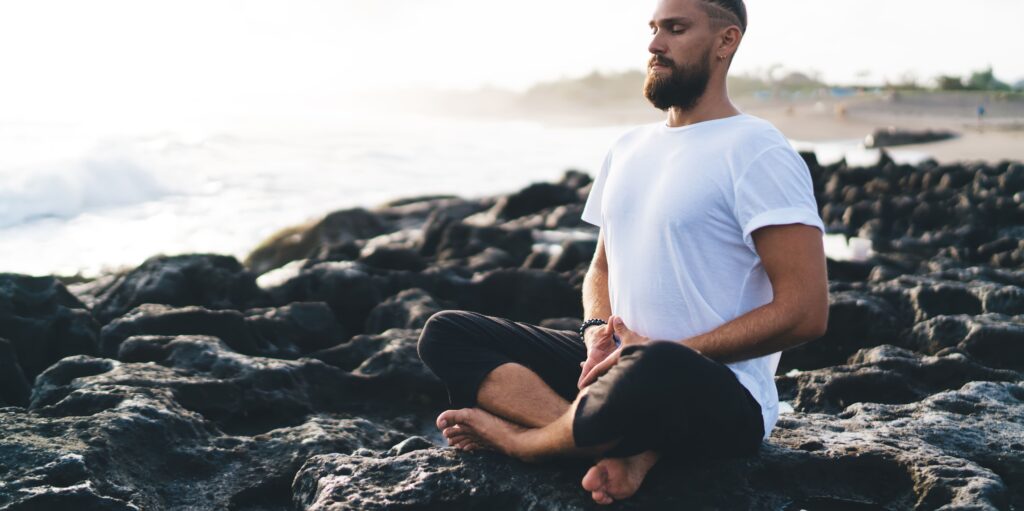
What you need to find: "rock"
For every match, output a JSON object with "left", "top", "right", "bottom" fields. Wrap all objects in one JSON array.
[
  {"left": 488, "top": 182, "right": 579, "bottom": 221},
  {"left": 244, "top": 208, "right": 392, "bottom": 275},
  {"left": 777, "top": 344, "right": 1019, "bottom": 414},
  {"left": 263, "top": 262, "right": 392, "bottom": 340},
  {"left": 89, "top": 254, "right": 266, "bottom": 325},
  {"left": 0, "top": 274, "right": 100, "bottom": 391},
  {"left": 365, "top": 288, "right": 443, "bottom": 334},
  {"left": 0, "top": 338, "right": 31, "bottom": 407},
  {"left": 779, "top": 291, "right": 904, "bottom": 371},
  {"left": 100, "top": 302, "right": 345, "bottom": 359},
  {"left": 435, "top": 223, "right": 534, "bottom": 266},
  {"left": 386, "top": 436, "right": 434, "bottom": 457},
  {"left": 418, "top": 199, "right": 494, "bottom": 257},
  {"left": 243, "top": 301, "right": 347, "bottom": 354},
  {"left": 471, "top": 269, "right": 582, "bottom": 325},
  {"left": 358, "top": 246, "right": 427, "bottom": 272},
  {"left": 908, "top": 314, "right": 1024, "bottom": 370},
  {"left": 295, "top": 381, "right": 1024, "bottom": 509},
  {"left": 545, "top": 239, "right": 597, "bottom": 273}
]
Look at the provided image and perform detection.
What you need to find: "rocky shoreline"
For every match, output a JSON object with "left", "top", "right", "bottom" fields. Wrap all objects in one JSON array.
[{"left": 1, "top": 155, "right": 1022, "bottom": 510}]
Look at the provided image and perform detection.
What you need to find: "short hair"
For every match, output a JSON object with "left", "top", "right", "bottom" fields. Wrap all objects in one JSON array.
[{"left": 701, "top": 0, "right": 747, "bottom": 34}]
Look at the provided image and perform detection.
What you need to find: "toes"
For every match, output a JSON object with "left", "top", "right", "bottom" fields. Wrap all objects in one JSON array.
[
  {"left": 592, "top": 491, "right": 614, "bottom": 505},
  {"left": 443, "top": 425, "right": 472, "bottom": 440},
  {"left": 581, "top": 464, "right": 608, "bottom": 492},
  {"left": 437, "top": 409, "right": 475, "bottom": 430}
]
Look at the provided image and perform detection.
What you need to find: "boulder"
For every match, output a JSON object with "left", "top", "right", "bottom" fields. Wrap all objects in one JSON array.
[{"left": 88, "top": 254, "right": 266, "bottom": 325}]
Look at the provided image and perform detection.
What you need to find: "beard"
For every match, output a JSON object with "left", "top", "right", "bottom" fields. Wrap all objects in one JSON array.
[{"left": 643, "top": 51, "right": 712, "bottom": 111}]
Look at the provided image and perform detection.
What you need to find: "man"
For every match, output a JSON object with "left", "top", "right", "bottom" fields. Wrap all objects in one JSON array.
[{"left": 417, "top": 0, "right": 828, "bottom": 505}]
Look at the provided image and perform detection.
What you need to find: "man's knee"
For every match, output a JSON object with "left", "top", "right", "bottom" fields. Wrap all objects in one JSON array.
[
  {"left": 614, "top": 341, "right": 706, "bottom": 391},
  {"left": 417, "top": 310, "right": 473, "bottom": 367}
]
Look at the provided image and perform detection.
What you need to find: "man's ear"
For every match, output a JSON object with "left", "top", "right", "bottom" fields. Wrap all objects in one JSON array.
[{"left": 717, "top": 25, "right": 742, "bottom": 59}]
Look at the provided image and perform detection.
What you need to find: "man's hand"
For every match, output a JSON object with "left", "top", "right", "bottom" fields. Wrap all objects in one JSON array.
[
  {"left": 577, "top": 321, "right": 616, "bottom": 389},
  {"left": 578, "top": 316, "right": 650, "bottom": 388}
]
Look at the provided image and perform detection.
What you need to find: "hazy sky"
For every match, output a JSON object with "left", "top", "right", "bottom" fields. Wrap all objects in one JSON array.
[{"left": 1, "top": 0, "right": 1021, "bottom": 124}]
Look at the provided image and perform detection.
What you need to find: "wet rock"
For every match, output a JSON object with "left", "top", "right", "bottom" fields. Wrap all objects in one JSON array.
[
  {"left": 488, "top": 182, "right": 579, "bottom": 221},
  {"left": 0, "top": 274, "right": 100, "bottom": 393},
  {"left": 471, "top": 269, "right": 582, "bottom": 325},
  {"left": 908, "top": 313, "right": 1024, "bottom": 370},
  {"left": 296, "top": 381, "right": 1023, "bottom": 510},
  {"left": 434, "top": 224, "right": 534, "bottom": 266},
  {"left": 0, "top": 338, "right": 31, "bottom": 407},
  {"left": 778, "top": 344, "right": 1020, "bottom": 414},
  {"left": 358, "top": 245, "right": 427, "bottom": 272},
  {"left": 365, "top": 288, "right": 443, "bottom": 334},
  {"left": 88, "top": 254, "right": 266, "bottom": 325},
  {"left": 99, "top": 302, "right": 345, "bottom": 359},
  {"left": 244, "top": 208, "right": 393, "bottom": 275}
]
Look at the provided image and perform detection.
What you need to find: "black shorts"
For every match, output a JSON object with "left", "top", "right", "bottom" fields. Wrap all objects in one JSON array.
[{"left": 417, "top": 310, "right": 765, "bottom": 459}]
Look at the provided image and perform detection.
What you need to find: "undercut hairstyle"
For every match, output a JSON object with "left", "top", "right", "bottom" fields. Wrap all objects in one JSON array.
[{"left": 700, "top": 0, "right": 747, "bottom": 34}]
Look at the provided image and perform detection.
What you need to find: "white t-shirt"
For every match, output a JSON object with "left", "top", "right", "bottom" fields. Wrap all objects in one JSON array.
[{"left": 581, "top": 113, "right": 824, "bottom": 440}]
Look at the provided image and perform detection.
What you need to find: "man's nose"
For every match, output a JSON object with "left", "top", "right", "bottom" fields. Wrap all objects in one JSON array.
[{"left": 648, "top": 33, "right": 666, "bottom": 56}]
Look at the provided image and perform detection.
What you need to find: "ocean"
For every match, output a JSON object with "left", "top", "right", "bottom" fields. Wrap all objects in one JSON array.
[{"left": 0, "top": 112, "right": 925, "bottom": 278}]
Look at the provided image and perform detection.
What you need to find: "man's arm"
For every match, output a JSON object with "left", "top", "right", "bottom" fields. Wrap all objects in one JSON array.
[
  {"left": 581, "top": 229, "right": 612, "bottom": 350},
  {"left": 678, "top": 223, "right": 828, "bottom": 364}
]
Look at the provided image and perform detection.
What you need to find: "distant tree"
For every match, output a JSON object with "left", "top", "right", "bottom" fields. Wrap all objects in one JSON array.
[
  {"left": 966, "top": 67, "right": 1011, "bottom": 91},
  {"left": 1015, "top": 79, "right": 1024, "bottom": 92},
  {"left": 936, "top": 75, "right": 966, "bottom": 90}
]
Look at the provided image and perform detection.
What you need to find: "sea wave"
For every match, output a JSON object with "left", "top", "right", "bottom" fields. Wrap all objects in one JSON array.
[{"left": 0, "top": 155, "right": 172, "bottom": 229}]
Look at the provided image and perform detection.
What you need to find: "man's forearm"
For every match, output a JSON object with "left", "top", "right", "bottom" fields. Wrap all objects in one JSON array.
[
  {"left": 581, "top": 266, "right": 612, "bottom": 349},
  {"left": 677, "top": 300, "right": 826, "bottom": 364}
]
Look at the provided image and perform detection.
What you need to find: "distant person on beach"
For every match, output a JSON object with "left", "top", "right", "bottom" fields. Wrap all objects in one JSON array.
[
  {"left": 977, "top": 104, "right": 986, "bottom": 130},
  {"left": 418, "top": 0, "right": 828, "bottom": 505}
]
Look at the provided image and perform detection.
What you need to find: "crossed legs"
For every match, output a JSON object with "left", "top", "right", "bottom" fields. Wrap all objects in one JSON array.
[
  {"left": 439, "top": 361, "right": 661, "bottom": 505},
  {"left": 418, "top": 311, "right": 765, "bottom": 505}
]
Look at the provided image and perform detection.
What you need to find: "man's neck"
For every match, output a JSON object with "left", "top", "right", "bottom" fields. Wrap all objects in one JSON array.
[{"left": 664, "top": 87, "right": 740, "bottom": 128}]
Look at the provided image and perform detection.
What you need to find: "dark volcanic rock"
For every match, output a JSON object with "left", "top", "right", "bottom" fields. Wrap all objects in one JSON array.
[
  {"left": 99, "top": 302, "right": 345, "bottom": 359},
  {"left": 777, "top": 344, "right": 1020, "bottom": 414},
  {"left": 909, "top": 313, "right": 1024, "bottom": 370},
  {"left": 779, "top": 291, "right": 904, "bottom": 372},
  {"left": 88, "top": 254, "right": 266, "bottom": 325},
  {"left": 244, "top": 208, "right": 392, "bottom": 275},
  {"left": 0, "top": 274, "right": 100, "bottom": 400},
  {"left": 365, "top": 288, "right": 443, "bottom": 334},
  {"left": 295, "top": 382, "right": 1024, "bottom": 510},
  {"left": 0, "top": 338, "right": 31, "bottom": 407},
  {"left": 488, "top": 182, "right": 579, "bottom": 221},
  {"left": 471, "top": 269, "right": 582, "bottom": 325}
]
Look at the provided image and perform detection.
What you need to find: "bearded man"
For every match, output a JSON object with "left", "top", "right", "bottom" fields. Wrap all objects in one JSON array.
[{"left": 417, "top": 0, "right": 828, "bottom": 504}]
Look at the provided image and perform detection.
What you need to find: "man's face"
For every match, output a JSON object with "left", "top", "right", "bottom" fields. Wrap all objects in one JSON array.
[{"left": 643, "top": 0, "right": 717, "bottom": 111}]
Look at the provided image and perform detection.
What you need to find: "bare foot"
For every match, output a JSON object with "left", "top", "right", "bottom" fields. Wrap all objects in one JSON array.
[
  {"left": 436, "top": 408, "right": 528, "bottom": 458},
  {"left": 581, "top": 450, "right": 660, "bottom": 505}
]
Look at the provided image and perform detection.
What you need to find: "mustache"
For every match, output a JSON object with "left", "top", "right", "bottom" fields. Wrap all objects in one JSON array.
[{"left": 649, "top": 55, "right": 674, "bottom": 68}]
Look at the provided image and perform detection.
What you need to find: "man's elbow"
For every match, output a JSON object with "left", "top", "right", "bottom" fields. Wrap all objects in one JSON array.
[{"left": 792, "top": 303, "right": 829, "bottom": 342}]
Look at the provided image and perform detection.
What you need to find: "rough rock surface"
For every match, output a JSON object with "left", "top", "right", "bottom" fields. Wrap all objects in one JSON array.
[{"left": 3, "top": 163, "right": 1024, "bottom": 510}]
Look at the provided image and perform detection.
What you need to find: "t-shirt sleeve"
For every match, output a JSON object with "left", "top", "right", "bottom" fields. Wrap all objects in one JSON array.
[
  {"left": 580, "top": 149, "right": 613, "bottom": 227},
  {"left": 733, "top": 145, "right": 825, "bottom": 253}
]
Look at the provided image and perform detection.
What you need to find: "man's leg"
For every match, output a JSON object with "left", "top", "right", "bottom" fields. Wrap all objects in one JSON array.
[
  {"left": 439, "top": 341, "right": 764, "bottom": 502},
  {"left": 418, "top": 310, "right": 666, "bottom": 503},
  {"left": 417, "top": 310, "right": 585, "bottom": 427},
  {"left": 477, "top": 362, "right": 571, "bottom": 427}
]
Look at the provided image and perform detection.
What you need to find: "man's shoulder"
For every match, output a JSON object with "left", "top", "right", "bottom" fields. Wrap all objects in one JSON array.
[{"left": 725, "top": 114, "right": 791, "bottom": 149}]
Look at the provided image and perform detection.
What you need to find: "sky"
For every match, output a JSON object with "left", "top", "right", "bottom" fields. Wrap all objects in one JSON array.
[{"left": 0, "top": 0, "right": 1021, "bottom": 125}]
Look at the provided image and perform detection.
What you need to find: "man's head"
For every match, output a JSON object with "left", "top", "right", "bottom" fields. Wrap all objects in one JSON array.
[{"left": 643, "top": 0, "right": 746, "bottom": 111}]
